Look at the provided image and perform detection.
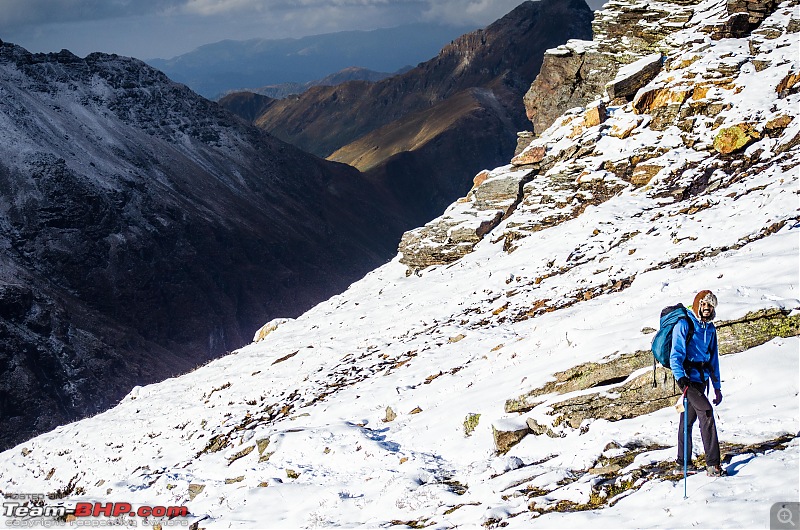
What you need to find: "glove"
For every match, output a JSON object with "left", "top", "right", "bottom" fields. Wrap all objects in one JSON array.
[
  {"left": 678, "top": 377, "right": 689, "bottom": 390},
  {"left": 713, "top": 388, "right": 723, "bottom": 406}
]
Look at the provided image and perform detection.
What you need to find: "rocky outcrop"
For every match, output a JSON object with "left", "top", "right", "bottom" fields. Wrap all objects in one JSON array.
[
  {"left": 713, "top": 124, "right": 760, "bottom": 154},
  {"left": 523, "top": 0, "right": 696, "bottom": 134},
  {"left": 404, "top": 0, "right": 796, "bottom": 274},
  {"left": 707, "top": 0, "right": 781, "bottom": 38},
  {"left": 604, "top": 53, "right": 663, "bottom": 101},
  {"left": 398, "top": 167, "right": 535, "bottom": 273},
  {"left": 717, "top": 308, "right": 800, "bottom": 353},
  {"left": 522, "top": 41, "right": 617, "bottom": 136},
  {"left": 523, "top": 0, "right": 784, "bottom": 135}
]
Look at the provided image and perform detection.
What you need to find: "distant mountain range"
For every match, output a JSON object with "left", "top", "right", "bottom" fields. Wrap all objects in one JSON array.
[
  {"left": 147, "top": 24, "right": 478, "bottom": 99},
  {"left": 224, "top": 0, "right": 594, "bottom": 229},
  {"left": 228, "top": 65, "right": 409, "bottom": 100}
]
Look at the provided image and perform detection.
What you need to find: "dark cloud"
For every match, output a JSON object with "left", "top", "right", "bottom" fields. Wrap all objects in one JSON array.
[{"left": 0, "top": 0, "right": 179, "bottom": 27}]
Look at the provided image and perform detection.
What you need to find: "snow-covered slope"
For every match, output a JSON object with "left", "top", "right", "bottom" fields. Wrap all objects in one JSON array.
[{"left": 1, "top": 0, "right": 798, "bottom": 528}]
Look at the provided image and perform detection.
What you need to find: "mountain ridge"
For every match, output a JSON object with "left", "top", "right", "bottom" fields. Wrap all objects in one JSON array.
[
  {"left": 0, "top": 40, "right": 406, "bottom": 451},
  {"left": 250, "top": 0, "right": 593, "bottom": 158},
  {"left": 241, "top": 0, "right": 594, "bottom": 231},
  {"left": 147, "top": 23, "right": 479, "bottom": 99}
]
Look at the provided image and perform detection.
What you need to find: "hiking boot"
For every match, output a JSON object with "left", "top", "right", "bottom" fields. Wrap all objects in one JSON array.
[{"left": 706, "top": 465, "right": 726, "bottom": 477}]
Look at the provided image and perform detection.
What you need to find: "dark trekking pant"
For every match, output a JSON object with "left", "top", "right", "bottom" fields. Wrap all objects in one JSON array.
[{"left": 677, "top": 382, "right": 721, "bottom": 467}]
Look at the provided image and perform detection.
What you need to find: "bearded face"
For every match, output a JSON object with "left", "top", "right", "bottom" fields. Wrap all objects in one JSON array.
[{"left": 698, "top": 299, "right": 714, "bottom": 321}]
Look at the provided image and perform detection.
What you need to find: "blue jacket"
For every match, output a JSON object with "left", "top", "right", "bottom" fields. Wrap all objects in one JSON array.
[{"left": 670, "top": 310, "right": 721, "bottom": 390}]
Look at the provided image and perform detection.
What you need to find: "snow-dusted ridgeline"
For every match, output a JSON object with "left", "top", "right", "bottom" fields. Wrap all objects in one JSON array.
[{"left": 1, "top": 0, "right": 798, "bottom": 528}]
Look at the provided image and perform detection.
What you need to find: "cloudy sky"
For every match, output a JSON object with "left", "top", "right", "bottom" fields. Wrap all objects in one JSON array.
[{"left": 0, "top": 0, "right": 606, "bottom": 60}]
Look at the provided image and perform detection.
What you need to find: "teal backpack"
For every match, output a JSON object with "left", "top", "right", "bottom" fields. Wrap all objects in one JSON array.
[{"left": 651, "top": 303, "right": 694, "bottom": 387}]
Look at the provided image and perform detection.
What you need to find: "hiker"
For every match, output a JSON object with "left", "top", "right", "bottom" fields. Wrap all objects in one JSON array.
[{"left": 671, "top": 290, "right": 725, "bottom": 477}]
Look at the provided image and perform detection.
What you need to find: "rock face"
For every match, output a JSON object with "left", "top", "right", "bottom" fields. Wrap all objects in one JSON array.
[
  {"left": 523, "top": 0, "right": 700, "bottom": 134},
  {"left": 0, "top": 43, "right": 405, "bottom": 451},
  {"left": 399, "top": 105, "right": 628, "bottom": 272},
  {"left": 726, "top": 0, "right": 780, "bottom": 27},
  {"left": 524, "top": 0, "right": 791, "bottom": 136},
  {"left": 226, "top": 0, "right": 594, "bottom": 230}
]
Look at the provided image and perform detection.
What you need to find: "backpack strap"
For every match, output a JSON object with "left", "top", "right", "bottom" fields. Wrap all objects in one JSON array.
[{"left": 682, "top": 336, "right": 713, "bottom": 385}]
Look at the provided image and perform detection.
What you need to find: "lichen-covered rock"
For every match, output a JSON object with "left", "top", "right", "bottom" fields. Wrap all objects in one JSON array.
[
  {"left": 713, "top": 124, "right": 759, "bottom": 154},
  {"left": 547, "top": 367, "right": 680, "bottom": 428},
  {"left": 717, "top": 308, "right": 800, "bottom": 354},
  {"left": 464, "top": 413, "right": 481, "bottom": 437},
  {"left": 506, "top": 350, "right": 651, "bottom": 413}
]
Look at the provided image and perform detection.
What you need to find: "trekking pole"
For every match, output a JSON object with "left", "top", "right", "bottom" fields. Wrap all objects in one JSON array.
[{"left": 683, "top": 386, "right": 689, "bottom": 499}]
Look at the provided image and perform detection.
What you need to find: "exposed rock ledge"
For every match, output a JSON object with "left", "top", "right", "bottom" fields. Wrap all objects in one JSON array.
[
  {"left": 492, "top": 308, "right": 799, "bottom": 454},
  {"left": 398, "top": 166, "right": 535, "bottom": 274}
]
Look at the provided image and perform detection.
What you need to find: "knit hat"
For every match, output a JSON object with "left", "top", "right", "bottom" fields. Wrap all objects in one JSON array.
[{"left": 693, "top": 290, "right": 717, "bottom": 320}]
